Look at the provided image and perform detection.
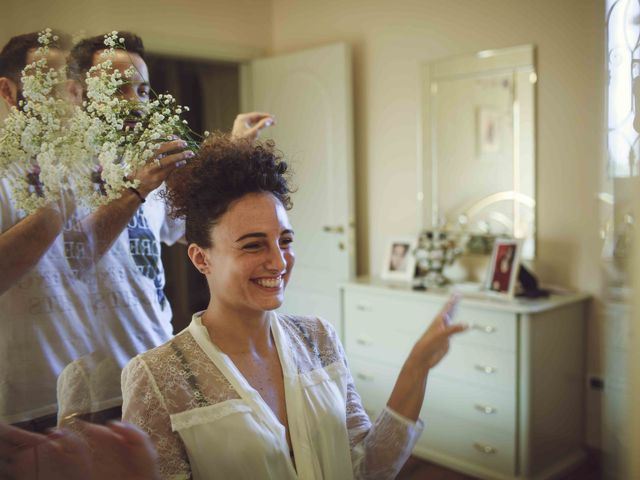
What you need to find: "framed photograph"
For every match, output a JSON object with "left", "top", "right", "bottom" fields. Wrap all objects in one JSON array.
[
  {"left": 381, "top": 237, "right": 417, "bottom": 282},
  {"left": 484, "top": 238, "right": 521, "bottom": 298},
  {"left": 477, "top": 107, "right": 502, "bottom": 155}
]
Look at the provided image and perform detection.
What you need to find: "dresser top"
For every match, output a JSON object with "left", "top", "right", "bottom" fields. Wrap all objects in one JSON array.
[{"left": 342, "top": 277, "right": 591, "bottom": 314}]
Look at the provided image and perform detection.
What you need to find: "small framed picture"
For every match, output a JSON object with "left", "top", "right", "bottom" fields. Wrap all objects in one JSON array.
[
  {"left": 381, "top": 237, "right": 417, "bottom": 282},
  {"left": 477, "top": 107, "right": 502, "bottom": 155},
  {"left": 484, "top": 238, "right": 521, "bottom": 298}
]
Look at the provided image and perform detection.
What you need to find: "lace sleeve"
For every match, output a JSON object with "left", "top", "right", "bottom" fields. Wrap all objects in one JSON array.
[
  {"left": 121, "top": 356, "right": 191, "bottom": 480},
  {"left": 57, "top": 359, "right": 90, "bottom": 424},
  {"left": 340, "top": 344, "right": 424, "bottom": 479}
]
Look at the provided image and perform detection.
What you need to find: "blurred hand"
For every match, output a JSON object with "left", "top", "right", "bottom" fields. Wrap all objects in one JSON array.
[
  {"left": 408, "top": 295, "right": 467, "bottom": 372},
  {"left": 133, "top": 138, "right": 194, "bottom": 197},
  {"left": 231, "top": 112, "right": 275, "bottom": 141},
  {"left": 81, "top": 421, "right": 159, "bottom": 480},
  {"left": 0, "top": 424, "right": 90, "bottom": 480},
  {"left": 0, "top": 421, "right": 159, "bottom": 480}
]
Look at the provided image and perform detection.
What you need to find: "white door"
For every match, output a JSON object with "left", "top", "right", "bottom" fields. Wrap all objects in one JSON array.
[{"left": 242, "top": 43, "right": 355, "bottom": 338}]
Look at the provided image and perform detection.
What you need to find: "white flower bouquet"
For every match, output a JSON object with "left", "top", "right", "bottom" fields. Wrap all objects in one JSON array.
[{"left": 0, "top": 29, "right": 204, "bottom": 214}]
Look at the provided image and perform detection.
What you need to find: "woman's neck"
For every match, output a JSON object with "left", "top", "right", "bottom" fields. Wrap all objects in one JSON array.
[{"left": 200, "top": 302, "right": 273, "bottom": 355}]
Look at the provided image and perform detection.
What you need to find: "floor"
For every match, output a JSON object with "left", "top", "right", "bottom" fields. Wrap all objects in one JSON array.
[{"left": 397, "top": 451, "right": 601, "bottom": 480}]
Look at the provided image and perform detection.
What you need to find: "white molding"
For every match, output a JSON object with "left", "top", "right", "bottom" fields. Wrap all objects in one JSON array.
[{"left": 431, "top": 45, "right": 535, "bottom": 80}]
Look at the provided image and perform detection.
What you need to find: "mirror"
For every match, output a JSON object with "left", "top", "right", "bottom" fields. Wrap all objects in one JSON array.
[{"left": 420, "top": 45, "right": 536, "bottom": 258}]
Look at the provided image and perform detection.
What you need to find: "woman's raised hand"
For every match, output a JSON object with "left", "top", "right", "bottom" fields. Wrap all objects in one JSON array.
[{"left": 407, "top": 294, "right": 467, "bottom": 373}]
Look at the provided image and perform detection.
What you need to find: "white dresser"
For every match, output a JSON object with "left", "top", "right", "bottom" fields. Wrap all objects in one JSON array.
[{"left": 341, "top": 278, "right": 590, "bottom": 480}]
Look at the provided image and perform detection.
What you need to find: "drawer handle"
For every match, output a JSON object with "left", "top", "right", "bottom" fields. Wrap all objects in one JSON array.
[
  {"left": 474, "top": 404, "right": 497, "bottom": 415},
  {"left": 471, "top": 324, "right": 497, "bottom": 334},
  {"left": 356, "top": 303, "right": 372, "bottom": 312},
  {"left": 356, "top": 372, "right": 375, "bottom": 382},
  {"left": 356, "top": 337, "right": 373, "bottom": 346},
  {"left": 473, "top": 442, "right": 498, "bottom": 455},
  {"left": 474, "top": 364, "right": 497, "bottom": 374}
]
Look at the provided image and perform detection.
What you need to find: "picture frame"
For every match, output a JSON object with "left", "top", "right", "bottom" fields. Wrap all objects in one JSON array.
[
  {"left": 484, "top": 238, "right": 521, "bottom": 298},
  {"left": 477, "top": 107, "right": 502, "bottom": 155},
  {"left": 381, "top": 237, "right": 417, "bottom": 282}
]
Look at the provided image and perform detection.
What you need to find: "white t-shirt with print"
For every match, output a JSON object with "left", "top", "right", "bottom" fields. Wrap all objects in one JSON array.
[
  {"left": 56, "top": 186, "right": 184, "bottom": 421},
  {"left": 0, "top": 178, "right": 94, "bottom": 423},
  {"left": 0, "top": 176, "right": 183, "bottom": 423},
  {"left": 90, "top": 186, "right": 184, "bottom": 369}
]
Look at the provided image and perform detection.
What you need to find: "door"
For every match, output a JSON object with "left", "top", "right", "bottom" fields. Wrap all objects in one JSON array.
[{"left": 242, "top": 43, "right": 355, "bottom": 338}]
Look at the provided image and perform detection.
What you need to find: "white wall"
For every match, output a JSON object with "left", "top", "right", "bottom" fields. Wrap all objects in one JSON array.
[
  {"left": 0, "top": 0, "right": 271, "bottom": 60},
  {"left": 269, "top": 0, "right": 606, "bottom": 446}
]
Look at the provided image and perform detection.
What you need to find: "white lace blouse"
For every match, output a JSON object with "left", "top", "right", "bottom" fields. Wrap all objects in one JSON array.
[{"left": 121, "top": 312, "right": 423, "bottom": 480}]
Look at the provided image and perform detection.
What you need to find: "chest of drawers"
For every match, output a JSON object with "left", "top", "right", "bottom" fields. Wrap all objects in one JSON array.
[{"left": 342, "top": 278, "right": 589, "bottom": 480}]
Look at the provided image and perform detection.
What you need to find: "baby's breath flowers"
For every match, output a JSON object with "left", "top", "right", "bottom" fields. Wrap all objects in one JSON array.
[
  {"left": 0, "top": 28, "right": 74, "bottom": 214},
  {"left": 74, "top": 31, "right": 201, "bottom": 208},
  {"left": 0, "top": 30, "right": 204, "bottom": 213}
]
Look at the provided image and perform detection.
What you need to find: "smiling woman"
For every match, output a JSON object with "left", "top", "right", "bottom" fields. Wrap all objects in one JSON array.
[{"left": 121, "top": 134, "right": 466, "bottom": 480}]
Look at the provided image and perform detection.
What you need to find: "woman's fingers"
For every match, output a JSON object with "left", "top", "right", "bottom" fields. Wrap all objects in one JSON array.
[
  {"left": 412, "top": 296, "right": 469, "bottom": 370},
  {"left": 437, "top": 293, "right": 461, "bottom": 326}
]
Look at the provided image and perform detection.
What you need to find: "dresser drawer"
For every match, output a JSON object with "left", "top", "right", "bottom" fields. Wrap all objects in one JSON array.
[
  {"left": 433, "top": 342, "right": 516, "bottom": 392},
  {"left": 454, "top": 307, "right": 517, "bottom": 352},
  {"left": 344, "top": 291, "right": 517, "bottom": 367},
  {"left": 345, "top": 291, "right": 439, "bottom": 365},
  {"left": 417, "top": 412, "right": 516, "bottom": 477},
  {"left": 348, "top": 356, "right": 400, "bottom": 417},
  {"left": 350, "top": 354, "right": 516, "bottom": 435},
  {"left": 423, "top": 375, "right": 516, "bottom": 435}
]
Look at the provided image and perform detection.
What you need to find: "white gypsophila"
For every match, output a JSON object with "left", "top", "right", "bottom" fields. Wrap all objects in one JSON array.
[
  {"left": 75, "top": 33, "right": 196, "bottom": 208},
  {"left": 0, "top": 28, "right": 75, "bottom": 215},
  {"left": 76, "top": 40, "right": 131, "bottom": 208},
  {"left": 0, "top": 29, "right": 200, "bottom": 212}
]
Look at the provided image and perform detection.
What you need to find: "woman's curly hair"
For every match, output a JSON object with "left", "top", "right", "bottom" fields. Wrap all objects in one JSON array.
[{"left": 163, "top": 133, "right": 293, "bottom": 247}]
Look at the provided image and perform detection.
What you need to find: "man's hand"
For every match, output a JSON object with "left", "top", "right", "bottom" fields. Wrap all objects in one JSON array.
[
  {"left": 132, "top": 139, "right": 194, "bottom": 198},
  {"left": 230, "top": 112, "right": 275, "bottom": 141}
]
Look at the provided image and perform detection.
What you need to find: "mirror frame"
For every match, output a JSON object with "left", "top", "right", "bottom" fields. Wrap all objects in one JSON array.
[{"left": 419, "top": 44, "right": 537, "bottom": 258}]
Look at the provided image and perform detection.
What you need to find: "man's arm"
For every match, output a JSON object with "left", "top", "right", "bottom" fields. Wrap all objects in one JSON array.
[
  {"left": 0, "top": 204, "right": 65, "bottom": 295},
  {"left": 82, "top": 111, "right": 275, "bottom": 260}
]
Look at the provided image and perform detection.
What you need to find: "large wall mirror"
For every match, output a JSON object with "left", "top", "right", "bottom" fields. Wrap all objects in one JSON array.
[{"left": 420, "top": 45, "right": 537, "bottom": 258}]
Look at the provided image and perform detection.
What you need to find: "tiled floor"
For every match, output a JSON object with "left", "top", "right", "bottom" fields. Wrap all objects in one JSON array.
[{"left": 397, "top": 452, "right": 601, "bottom": 480}]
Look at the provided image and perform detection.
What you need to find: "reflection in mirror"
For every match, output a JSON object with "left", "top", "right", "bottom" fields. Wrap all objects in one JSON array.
[
  {"left": 421, "top": 45, "right": 536, "bottom": 259},
  {"left": 0, "top": 31, "right": 239, "bottom": 437}
]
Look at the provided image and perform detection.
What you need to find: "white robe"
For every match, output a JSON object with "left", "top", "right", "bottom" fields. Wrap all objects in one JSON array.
[{"left": 122, "top": 312, "right": 423, "bottom": 479}]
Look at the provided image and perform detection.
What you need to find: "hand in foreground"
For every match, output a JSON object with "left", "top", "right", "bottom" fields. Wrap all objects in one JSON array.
[
  {"left": 0, "top": 421, "right": 159, "bottom": 480},
  {"left": 0, "top": 423, "right": 90, "bottom": 480},
  {"left": 79, "top": 420, "right": 159, "bottom": 480},
  {"left": 231, "top": 112, "right": 275, "bottom": 141},
  {"left": 132, "top": 138, "right": 194, "bottom": 198},
  {"left": 408, "top": 294, "right": 467, "bottom": 372}
]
